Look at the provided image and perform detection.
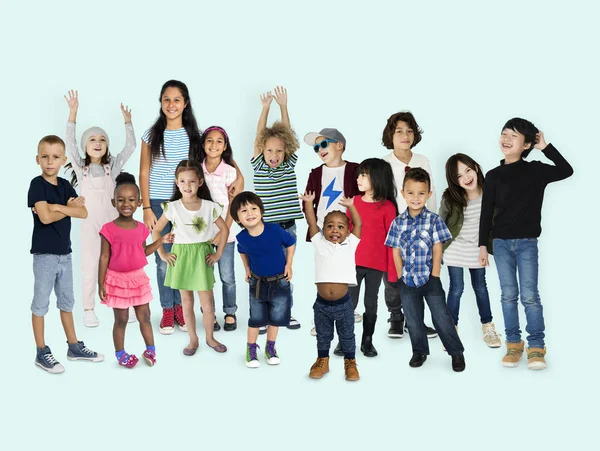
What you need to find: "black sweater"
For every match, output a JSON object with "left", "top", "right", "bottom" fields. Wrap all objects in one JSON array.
[{"left": 479, "top": 144, "right": 573, "bottom": 245}]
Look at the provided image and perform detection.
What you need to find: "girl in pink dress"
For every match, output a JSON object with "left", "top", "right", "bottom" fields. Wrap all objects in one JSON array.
[{"left": 98, "top": 172, "right": 173, "bottom": 368}]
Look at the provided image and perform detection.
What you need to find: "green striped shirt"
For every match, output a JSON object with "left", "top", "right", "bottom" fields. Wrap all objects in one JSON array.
[{"left": 251, "top": 154, "right": 303, "bottom": 223}]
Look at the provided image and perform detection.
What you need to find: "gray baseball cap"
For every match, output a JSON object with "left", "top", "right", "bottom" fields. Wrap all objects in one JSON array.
[{"left": 304, "top": 128, "right": 346, "bottom": 148}]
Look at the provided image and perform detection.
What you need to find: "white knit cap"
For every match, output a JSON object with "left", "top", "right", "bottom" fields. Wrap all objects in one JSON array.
[{"left": 80, "top": 127, "right": 110, "bottom": 152}]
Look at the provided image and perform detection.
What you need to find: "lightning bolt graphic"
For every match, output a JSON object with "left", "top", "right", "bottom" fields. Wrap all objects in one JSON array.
[{"left": 323, "top": 179, "right": 342, "bottom": 209}]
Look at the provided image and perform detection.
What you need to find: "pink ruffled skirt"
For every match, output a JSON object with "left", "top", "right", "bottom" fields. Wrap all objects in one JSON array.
[{"left": 102, "top": 268, "right": 152, "bottom": 309}]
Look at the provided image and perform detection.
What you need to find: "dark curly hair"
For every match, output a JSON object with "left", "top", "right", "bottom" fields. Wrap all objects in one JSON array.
[{"left": 381, "top": 111, "right": 423, "bottom": 150}]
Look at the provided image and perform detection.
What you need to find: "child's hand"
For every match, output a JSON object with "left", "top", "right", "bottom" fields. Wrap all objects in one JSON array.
[
  {"left": 534, "top": 131, "right": 547, "bottom": 150},
  {"left": 98, "top": 284, "right": 106, "bottom": 302},
  {"left": 229, "top": 177, "right": 243, "bottom": 197},
  {"left": 273, "top": 86, "right": 287, "bottom": 106},
  {"left": 260, "top": 91, "right": 273, "bottom": 108},
  {"left": 120, "top": 103, "right": 132, "bottom": 124},
  {"left": 161, "top": 253, "right": 177, "bottom": 266},
  {"left": 206, "top": 251, "right": 221, "bottom": 267},
  {"left": 67, "top": 196, "right": 85, "bottom": 207},
  {"left": 338, "top": 196, "right": 355, "bottom": 208},
  {"left": 64, "top": 90, "right": 78, "bottom": 112},
  {"left": 144, "top": 209, "right": 157, "bottom": 231},
  {"left": 245, "top": 268, "right": 251, "bottom": 283},
  {"left": 161, "top": 233, "right": 175, "bottom": 244},
  {"left": 31, "top": 207, "right": 37, "bottom": 215},
  {"left": 478, "top": 247, "right": 489, "bottom": 267},
  {"left": 284, "top": 264, "right": 293, "bottom": 281},
  {"left": 298, "top": 191, "right": 316, "bottom": 203}
]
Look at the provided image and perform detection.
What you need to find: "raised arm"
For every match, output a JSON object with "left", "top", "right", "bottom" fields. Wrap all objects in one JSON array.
[
  {"left": 299, "top": 191, "right": 320, "bottom": 238},
  {"left": 273, "top": 86, "right": 290, "bottom": 128},
  {"left": 64, "top": 90, "right": 85, "bottom": 181},
  {"left": 254, "top": 92, "right": 273, "bottom": 158},
  {"left": 140, "top": 139, "right": 156, "bottom": 230},
  {"left": 534, "top": 132, "right": 574, "bottom": 182},
  {"left": 339, "top": 196, "right": 361, "bottom": 238},
  {"left": 110, "top": 104, "right": 136, "bottom": 178}
]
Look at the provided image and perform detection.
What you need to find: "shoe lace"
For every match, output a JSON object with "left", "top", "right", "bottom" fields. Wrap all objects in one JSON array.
[
  {"left": 44, "top": 353, "right": 59, "bottom": 365},
  {"left": 506, "top": 347, "right": 522, "bottom": 356},
  {"left": 162, "top": 309, "right": 174, "bottom": 325},
  {"left": 484, "top": 325, "right": 500, "bottom": 340},
  {"left": 528, "top": 350, "right": 545, "bottom": 359},
  {"left": 78, "top": 343, "right": 96, "bottom": 356},
  {"left": 266, "top": 343, "right": 277, "bottom": 358},
  {"left": 248, "top": 343, "right": 259, "bottom": 360},
  {"left": 344, "top": 359, "right": 356, "bottom": 370},
  {"left": 173, "top": 306, "right": 184, "bottom": 324}
]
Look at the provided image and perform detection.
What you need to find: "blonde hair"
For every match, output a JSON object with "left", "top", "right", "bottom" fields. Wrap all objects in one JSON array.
[{"left": 256, "top": 121, "right": 299, "bottom": 161}]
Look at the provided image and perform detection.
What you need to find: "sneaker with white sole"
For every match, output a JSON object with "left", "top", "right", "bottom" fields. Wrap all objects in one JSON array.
[
  {"left": 66, "top": 341, "right": 104, "bottom": 362},
  {"left": 35, "top": 346, "right": 65, "bottom": 374},
  {"left": 83, "top": 309, "right": 99, "bottom": 328},
  {"left": 287, "top": 316, "right": 301, "bottom": 330},
  {"left": 159, "top": 308, "right": 175, "bottom": 335},
  {"left": 265, "top": 341, "right": 280, "bottom": 365},
  {"left": 128, "top": 306, "right": 137, "bottom": 323},
  {"left": 246, "top": 343, "right": 260, "bottom": 368},
  {"left": 354, "top": 311, "right": 363, "bottom": 323},
  {"left": 482, "top": 322, "right": 502, "bottom": 348}
]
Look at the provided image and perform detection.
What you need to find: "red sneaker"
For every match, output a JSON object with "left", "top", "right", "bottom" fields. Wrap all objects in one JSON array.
[
  {"left": 173, "top": 304, "right": 187, "bottom": 332},
  {"left": 160, "top": 308, "right": 175, "bottom": 335}
]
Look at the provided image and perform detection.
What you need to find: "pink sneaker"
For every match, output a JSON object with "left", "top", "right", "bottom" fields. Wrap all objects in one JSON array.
[
  {"left": 142, "top": 350, "right": 156, "bottom": 366},
  {"left": 118, "top": 353, "right": 138, "bottom": 369}
]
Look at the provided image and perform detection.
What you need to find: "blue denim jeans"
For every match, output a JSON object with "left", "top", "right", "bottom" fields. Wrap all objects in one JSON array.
[
  {"left": 32, "top": 254, "right": 75, "bottom": 316},
  {"left": 493, "top": 238, "right": 544, "bottom": 348},
  {"left": 313, "top": 292, "right": 355, "bottom": 359},
  {"left": 281, "top": 222, "right": 296, "bottom": 310},
  {"left": 399, "top": 276, "right": 464, "bottom": 355},
  {"left": 150, "top": 199, "right": 181, "bottom": 309},
  {"left": 216, "top": 241, "right": 237, "bottom": 315},
  {"left": 447, "top": 266, "right": 493, "bottom": 326}
]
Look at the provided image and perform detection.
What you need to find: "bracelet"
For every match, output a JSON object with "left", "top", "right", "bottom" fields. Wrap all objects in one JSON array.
[{"left": 143, "top": 206, "right": 152, "bottom": 210}]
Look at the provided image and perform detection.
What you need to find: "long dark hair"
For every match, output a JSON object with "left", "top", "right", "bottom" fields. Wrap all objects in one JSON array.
[
  {"left": 170, "top": 160, "right": 213, "bottom": 202},
  {"left": 65, "top": 147, "right": 111, "bottom": 187},
  {"left": 357, "top": 158, "right": 399, "bottom": 214},
  {"left": 442, "top": 153, "right": 484, "bottom": 210},
  {"left": 147, "top": 80, "right": 202, "bottom": 163},
  {"left": 200, "top": 126, "right": 234, "bottom": 165}
]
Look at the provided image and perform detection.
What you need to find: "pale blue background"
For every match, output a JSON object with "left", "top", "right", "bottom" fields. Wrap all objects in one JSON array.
[{"left": 2, "top": 0, "right": 597, "bottom": 449}]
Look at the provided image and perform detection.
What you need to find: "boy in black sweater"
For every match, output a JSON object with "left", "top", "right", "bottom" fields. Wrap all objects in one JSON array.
[{"left": 479, "top": 118, "right": 573, "bottom": 370}]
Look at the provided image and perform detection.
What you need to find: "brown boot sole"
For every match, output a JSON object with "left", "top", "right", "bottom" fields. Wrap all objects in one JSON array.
[{"left": 309, "top": 371, "right": 329, "bottom": 379}]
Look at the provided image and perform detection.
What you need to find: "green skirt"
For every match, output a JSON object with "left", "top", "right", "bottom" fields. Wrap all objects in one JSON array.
[{"left": 165, "top": 242, "right": 215, "bottom": 291}]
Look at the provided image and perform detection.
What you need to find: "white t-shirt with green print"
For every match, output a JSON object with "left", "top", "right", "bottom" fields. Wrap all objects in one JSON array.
[{"left": 162, "top": 199, "right": 223, "bottom": 244}]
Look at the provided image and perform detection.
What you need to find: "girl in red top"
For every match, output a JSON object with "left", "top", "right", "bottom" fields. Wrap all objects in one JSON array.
[
  {"left": 345, "top": 158, "right": 398, "bottom": 357},
  {"left": 98, "top": 173, "right": 173, "bottom": 368}
]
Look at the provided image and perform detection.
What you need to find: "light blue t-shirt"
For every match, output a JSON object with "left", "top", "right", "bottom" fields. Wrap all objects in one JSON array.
[{"left": 142, "top": 128, "right": 190, "bottom": 199}]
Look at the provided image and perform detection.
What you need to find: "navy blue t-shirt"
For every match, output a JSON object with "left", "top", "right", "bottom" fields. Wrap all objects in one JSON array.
[
  {"left": 28, "top": 176, "right": 78, "bottom": 254},
  {"left": 236, "top": 223, "right": 296, "bottom": 277}
]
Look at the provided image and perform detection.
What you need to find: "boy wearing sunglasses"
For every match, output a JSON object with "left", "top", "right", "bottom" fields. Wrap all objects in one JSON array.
[{"left": 303, "top": 128, "right": 361, "bottom": 341}]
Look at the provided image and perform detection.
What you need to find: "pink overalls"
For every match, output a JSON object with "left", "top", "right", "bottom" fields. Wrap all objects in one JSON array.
[{"left": 80, "top": 164, "right": 118, "bottom": 310}]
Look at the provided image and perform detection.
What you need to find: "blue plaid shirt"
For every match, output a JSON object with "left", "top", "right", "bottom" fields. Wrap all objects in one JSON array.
[{"left": 385, "top": 207, "right": 452, "bottom": 287}]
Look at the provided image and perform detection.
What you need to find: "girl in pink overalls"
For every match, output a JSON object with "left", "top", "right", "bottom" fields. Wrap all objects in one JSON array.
[{"left": 64, "top": 90, "right": 136, "bottom": 327}]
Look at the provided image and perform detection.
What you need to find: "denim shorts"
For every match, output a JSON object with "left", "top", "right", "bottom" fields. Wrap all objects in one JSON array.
[
  {"left": 31, "top": 254, "right": 75, "bottom": 316},
  {"left": 248, "top": 275, "right": 291, "bottom": 327}
]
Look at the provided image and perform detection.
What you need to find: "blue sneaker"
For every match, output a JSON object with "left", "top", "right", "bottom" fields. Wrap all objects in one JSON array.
[
  {"left": 66, "top": 341, "right": 104, "bottom": 362},
  {"left": 35, "top": 346, "right": 65, "bottom": 374}
]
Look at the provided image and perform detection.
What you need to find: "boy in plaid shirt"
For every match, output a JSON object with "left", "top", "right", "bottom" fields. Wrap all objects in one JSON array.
[{"left": 385, "top": 168, "right": 465, "bottom": 372}]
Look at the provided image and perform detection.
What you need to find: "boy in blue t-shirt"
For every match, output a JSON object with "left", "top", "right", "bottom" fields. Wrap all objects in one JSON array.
[
  {"left": 28, "top": 135, "right": 104, "bottom": 374},
  {"left": 230, "top": 191, "right": 296, "bottom": 369}
]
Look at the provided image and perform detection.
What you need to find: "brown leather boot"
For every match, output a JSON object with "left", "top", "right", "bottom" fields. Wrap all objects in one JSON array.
[
  {"left": 309, "top": 357, "right": 329, "bottom": 379},
  {"left": 344, "top": 358, "right": 360, "bottom": 381}
]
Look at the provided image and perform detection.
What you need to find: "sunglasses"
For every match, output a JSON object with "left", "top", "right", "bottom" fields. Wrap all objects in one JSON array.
[{"left": 313, "top": 139, "right": 338, "bottom": 153}]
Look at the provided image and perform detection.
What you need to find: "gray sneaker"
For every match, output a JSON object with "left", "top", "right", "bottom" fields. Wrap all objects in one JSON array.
[
  {"left": 66, "top": 341, "right": 104, "bottom": 362},
  {"left": 35, "top": 346, "right": 65, "bottom": 374}
]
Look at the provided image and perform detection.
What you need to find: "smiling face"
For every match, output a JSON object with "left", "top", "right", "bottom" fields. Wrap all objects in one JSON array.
[
  {"left": 402, "top": 179, "right": 432, "bottom": 215},
  {"left": 357, "top": 172, "right": 373, "bottom": 194},
  {"left": 204, "top": 130, "right": 227, "bottom": 160},
  {"left": 263, "top": 137, "right": 286, "bottom": 168},
  {"left": 499, "top": 128, "right": 531, "bottom": 161},
  {"left": 113, "top": 184, "right": 141, "bottom": 218},
  {"left": 85, "top": 134, "right": 108, "bottom": 161},
  {"left": 37, "top": 143, "right": 67, "bottom": 178},
  {"left": 176, "top": 169, "right": 202, "bottom": 199},
  {"left": 315, "top": 135, "right": 344, "bottom": 166},
  {"left": 236, "top": 202, "right": 263, "bottom": 229},
  {"left": 323, "top": 211, "right": 350, "bottom": 244},
  {"left": 161, "top": 87, "right": 187, "bottom": 123},
  {"left": 456, "top": 160, "right": 479, "bottom": 192},
  {"left": 392, "top": 120, "right": 415, "bottom": 151}
]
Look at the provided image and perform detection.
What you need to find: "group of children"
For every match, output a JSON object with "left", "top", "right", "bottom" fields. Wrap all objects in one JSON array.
[{"left": 28, "top": 81, "right": 573, "bottom": 379}]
